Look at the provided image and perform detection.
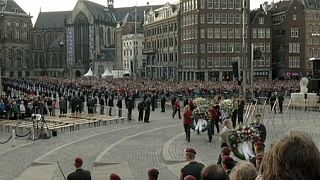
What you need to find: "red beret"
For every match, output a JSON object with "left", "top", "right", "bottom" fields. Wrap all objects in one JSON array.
[
  {"left": 110, "top": 173, "right": 121, "bottom": 180},
  {"left": 74, "top": 157, "right": 83, "bottom": 165},
  {"left": 184, "top": 175, "right": 197, "bottom": 180},
  {"left": 222, "top": 156, "right": 234, "bottom": 161},
  {"left": 184, "top": 148, "right": 197, "bottom": 154},
  {"left": 148, "top": 168, "right": 159, "bottom": 176}
]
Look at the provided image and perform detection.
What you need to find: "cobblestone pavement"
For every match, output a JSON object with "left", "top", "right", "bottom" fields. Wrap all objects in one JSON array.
[{"left": 0, "top": 104, "right": 319, "bottom": 180}]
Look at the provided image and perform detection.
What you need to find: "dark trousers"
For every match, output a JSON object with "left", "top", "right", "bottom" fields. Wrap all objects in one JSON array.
[
  {"left": 100, "top": 106, "right": 104, "bottom": 115},
  {"left": 279, "top": 102, "right": 283, "bottom": 113},
  {"left": 173, "top": 108, "right": 181, "bottom": 119},
  {"left": 184, "top": 124, "right": 191, "bottom": 142},
  {"left": 144, "top": 109, "right": 150, "bottom": 122},
  {"left": 231, "top": 110, "right": 237, "bottom": 128},
  {"left": 109, "top": 107, "right": 112, "bottom": 116},
  {"left": 118, "top": 109, "right": 122, "bottom": 117},
  {"left": 207, "top": 121, "right": 215, "bottom": 142},
  {"left": 161, "top": 104, "right": 165, "bottom": 112},
  {"left": 128, "top": 108, "right": 132, "bottom": 121},
  {"left": 238, "top": 111, "right": 244, "bottom": 124},
  {"left": 138, "top": 110, "right": 144, "bottom": 121},
  {"left": 152, "top": 105, "right": 155, "bottom": 111}
]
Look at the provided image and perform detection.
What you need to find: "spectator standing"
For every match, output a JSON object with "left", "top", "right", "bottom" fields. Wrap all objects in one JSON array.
[
  {"left": 137, "top": 100, "right": 144, "bottom": 121},
  {"left": 67, "top": 157, "right": 91, "bottom": 180},
  {"left": 183, "top": 105, "right": 193, "bottom": 142},
  {"left": 180, "top": 148, "right": 204, "bottom": 180}
]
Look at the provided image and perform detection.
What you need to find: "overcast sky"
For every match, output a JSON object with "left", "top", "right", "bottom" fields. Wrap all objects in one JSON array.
[{"left": 13, "top": 0, "right": 275, "bottom": 23}]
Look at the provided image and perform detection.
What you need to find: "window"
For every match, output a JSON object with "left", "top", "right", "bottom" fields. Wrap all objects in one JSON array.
[
  {"left": 208, "top": 57, "right": 213, "bottom": 67},
  {"left": 201, "top": 0, "right": 205, "bottom": 9},
  {"left": 207, "top": 13, "right": 213, "bottom": 24},
  {"left": 291, "top": 28, "right": 299, "bottom": 38},
  {"left": 235, "top": 42, "right": 241, "bottom": 53},
  {"left": 235, "top": 28, "right": 241, "bottom": 38},
  {"left": 15, "top": 22, "right": 20, "bottom": 27},
  {"left": 201, "top": 58, "right": 206, "bottom": 68},
  {"left": 221, "top": 28, "right": 227, "bottom": 38},
  {"left": 228, "top": 42, "right": 234, "bottom": 53},
  {"left": 214, "top": 0, "right": 220, "bottom": 9},
  {"left": 207, "top": 0, "right": 213, "bottom": 9},
  {"left": 201, "top": 44, "right": 206, "bottom": 53},
  {"left": 221, "top": 13, "right": 227, "bottom": 24},
  {"left": 208, "top": 28, "right": 214, "bottom": 38},
  {"left": 214, "top": 42, "right": 220, "bottom": 53},
  {"left": 221, "top": 0, "right": 227, "bottom": 9},
  {"left": 221, "top": 57, "right": 228, "bottom": 67},
  {"left": 201, "top": 14, "right": 206, "bottom": 24},
  {"left": 228, "top": 0, "right": 234, "bottom": 9},
  {"left": 259, "top": 17, "right": 264, "bottom": 24},
  {"left": 214, "top": 28, "right": 220, "bottom": 38},
  {"left": 7, "top": 21, "right": 11, "bottom": 26},
  {"left": 293, "top": 14, "right": 297, "bottom": 20},
  {"left": 289, "top": 43, "right": 300, "bottom": 53},
  {"left": 266, "top": 28, "right": 270, "bottom": 38},
  {"left": 228, "top": 14, "right": 234, "bottom": 24},
  {"left": 235, "top": 0, "right": 241, "bottom": 9},
  {"left": 214, "top": 13, "right": 220, "bottom": 24},
  {"left": 221, "top": 42, "right": 227, "bottom": 53},
  {"left": 207, "top": 43, "right": 213, "bottom": 53},
  {"left": 252, "top": 28, "right": 257, "bottom": 38},
  {"left": 235, "top": 14, "right": 241, "bottom": 24},
  {"left": 266, "top": 43, "right": 270, "bottom": 52},
  {"left": 201, "top": 29, "right": 206, "bottom": 38},
  {"left": 23, "top": 23, "right": 28, "bottom": 28},
  {"left": 214, "top": 57, "right": 220, "bottom": 67},
  {"left": 228, "top": 28, "right": 234, "bottom": 38},
  {"left": 258, "top": 28, "right": 265, "bottom": 38}
]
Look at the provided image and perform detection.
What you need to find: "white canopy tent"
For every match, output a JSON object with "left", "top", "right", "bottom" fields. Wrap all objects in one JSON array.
[
  {"left": 84, "top": 68, "right": 94, "bottom": 77},
  {"left": 101, "top": 68, "right": 113, "bottom": 78}
]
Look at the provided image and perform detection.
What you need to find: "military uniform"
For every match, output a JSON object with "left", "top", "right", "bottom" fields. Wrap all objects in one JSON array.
[{"left": 180, "top": 161, "right": 205, "bottom": 180}]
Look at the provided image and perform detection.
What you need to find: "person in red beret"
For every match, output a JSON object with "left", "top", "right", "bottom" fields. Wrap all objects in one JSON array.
[
  {"left": 180, "top": 148, "right": 204, "bottom": 180},
  {"left": 221, "top": 156, "right": 236, "bottom": 177},
  {"left": 184, "top": 175, "right": 197, "bottom": 180},
  {"left": 67, "top": 157, "right": 91, "bottom": 180},
  {"left": 148, "top": 168, "right": 159, "bottom": 180},
  {"left": 109, "top": 173, "right": 121, "bottom": 180}
]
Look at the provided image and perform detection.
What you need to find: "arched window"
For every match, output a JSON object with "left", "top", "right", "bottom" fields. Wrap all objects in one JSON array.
[
  {"left": 46, "top": 34, "right": 53, "bottom": 48},
  {"left": 35, "top": 34, "right": 42, "bottom": 49},
  {"left": 107, "top": 28, "right": 111, "bottom": 45},
  {"left": 100, "top": 26, "right": 104, "bottom": 47}
]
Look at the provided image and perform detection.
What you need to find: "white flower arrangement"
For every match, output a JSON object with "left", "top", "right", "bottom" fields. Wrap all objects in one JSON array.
[{"left": 219, "top": 99, "right": 235, "bottom": 116}]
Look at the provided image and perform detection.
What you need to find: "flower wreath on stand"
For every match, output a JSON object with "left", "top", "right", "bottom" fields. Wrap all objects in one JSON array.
[
  {"left": 229, "top": 125, "right": 261, "bottom": 160},
  {"left": 192, "top": 98, "right": 211, "bottom": 132},
  {"left": 219, "top": 99, "right": 235, "bottom": 119}
]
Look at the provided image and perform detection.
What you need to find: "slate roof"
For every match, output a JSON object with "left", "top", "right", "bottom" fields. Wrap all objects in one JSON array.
[
  {"left": 270, "top": 0, "right": 292, "bottom": 13},
  {"left": 34, "top": 11, "right": 72, "bottom": 29},
  {"left": 0, "top": 0, "right": 27, "bottom": 14},
  {"left": 82, "top": 0, "right": 116, "bottom": 23},
  {"left": 114, "top": 5, "right": 162, "bottom": 23}
]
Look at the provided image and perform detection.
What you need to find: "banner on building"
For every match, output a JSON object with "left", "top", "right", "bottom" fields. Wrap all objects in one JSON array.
[
  {"left": 66, "top": 26, "right": 75, "bottom": 65},
  {"left": 89, "top": 25, "right": 95, "bottom": 62}
]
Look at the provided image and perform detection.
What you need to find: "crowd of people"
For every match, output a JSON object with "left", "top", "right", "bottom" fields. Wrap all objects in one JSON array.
[{"left": 67, "top": 131, "right": 320, "bottom": 180}]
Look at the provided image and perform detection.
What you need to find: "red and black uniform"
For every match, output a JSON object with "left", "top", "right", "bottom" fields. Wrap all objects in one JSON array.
[
  {"left": 173, "top": 101, "right": 181, "bottom": 119},
  {"left": 183, "top": 110, "right": 193, "bottom": 142},
  {"left": 207, "top": 106, "right": 221, "bottom": 142}
]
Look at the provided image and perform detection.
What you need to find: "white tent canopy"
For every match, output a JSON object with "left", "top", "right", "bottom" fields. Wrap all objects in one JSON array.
[
  {"left": 101, "top": 68, "right": 113, "bottom": 78},
  {"left": 84, "top": 68, "right": 94, "bottom": 77}
]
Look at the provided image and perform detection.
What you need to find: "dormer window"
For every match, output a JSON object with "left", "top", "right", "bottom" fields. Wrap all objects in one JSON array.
[
  {"left": 259, "top": 17, "right": 264, "bottom": 25},
  {"left": 13, "top": 8, "right": 18, "bottom": 13}
]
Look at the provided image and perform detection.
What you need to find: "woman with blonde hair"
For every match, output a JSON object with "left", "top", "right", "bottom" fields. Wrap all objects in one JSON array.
[
  {"left": 260, "top": 131, "right": 320, "bottom": 180},
  {"left": 183, "top": 105, "right": 193, "bottom": 142},
  {"left": 229, "top": 161, "right": 258, "bottom": 180}
]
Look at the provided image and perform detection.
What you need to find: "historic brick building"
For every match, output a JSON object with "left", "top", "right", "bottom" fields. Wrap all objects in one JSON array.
[
  {"left": 179, "top": 0, "right": 250, "bottom": 81},
  {"left": 0, "top": 0, "right": 32, "bottom": 77},
  {"left": 249, "top": 3, "right": 273, "bottom": 80},
  {"left": 270, "top": 0, "right": 320, "bottom": 79},
  {"left": 143, "top": 3, "right": 180, "bottom": 80}
]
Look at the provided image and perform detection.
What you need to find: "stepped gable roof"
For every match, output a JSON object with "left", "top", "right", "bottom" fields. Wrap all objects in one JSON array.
[
  {"left": 34, "top": 11, "right": 72, "bottom": 29},
  {"left": 82, "top": 0, "right": 116, "bottom": 23},
  {"left": 1, "top": 0, "right": 27, "bottom": 14}
]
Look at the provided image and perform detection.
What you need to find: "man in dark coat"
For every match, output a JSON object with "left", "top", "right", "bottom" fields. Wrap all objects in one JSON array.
[
  {"left": 117, "top": 97, "right": 122, "bottom": 117},
  {"left": 99, "top": 96, "right": 105, "bottom": 115},
  {"left": 67, "top": 157, "right": 91, "bottom": 180},
  {"left": 180, "top": 148, "right": 204, "bottom": 180},
  {"left": 151, "top": 94, "right": 156, "bottom": 111},
  {"left": 144, "top": 96, "right": 151, "bottom": 123},
  {"left": 160, "top": 96, "right": 166, "bottom": 112},
  {"left": 278, "top": 93, "right": 284, "bottom": 113},
  {"left": 138, "top": 100, "right": 144, "bottom": 121},
  {"left": 108, "top": 96, "right": 114, "bottom": 116},
  {"left": 270, "top": 93, "right": 277, "bottom": 113},
  {"left": 251, "top": 114, "right": 267, "bottom": 143},
  {"left": 127, "top": 97, "right": 134, "bottom": 121}
]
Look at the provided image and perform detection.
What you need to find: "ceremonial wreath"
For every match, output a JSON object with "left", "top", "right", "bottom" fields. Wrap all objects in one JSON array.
[
  {"left": 219, "top": 99, "right": 235, "bottom": 119},
  {"left": 192, "top": 98, "right": 210, "bottom": 132},
  {"left": 229, "top": 125, "right": 260, "bottom": 160}
]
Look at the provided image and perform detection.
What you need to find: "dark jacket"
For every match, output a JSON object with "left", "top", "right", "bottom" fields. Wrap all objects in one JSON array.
[
  {"left": 180, "top": 161, "right": 205, "bottom": 180},
  {"left": 251, "top": 123, "right": 267, "bottom": 143},
  {"left": 67, "top": 169, "right": 91, "bottom": 180}
]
